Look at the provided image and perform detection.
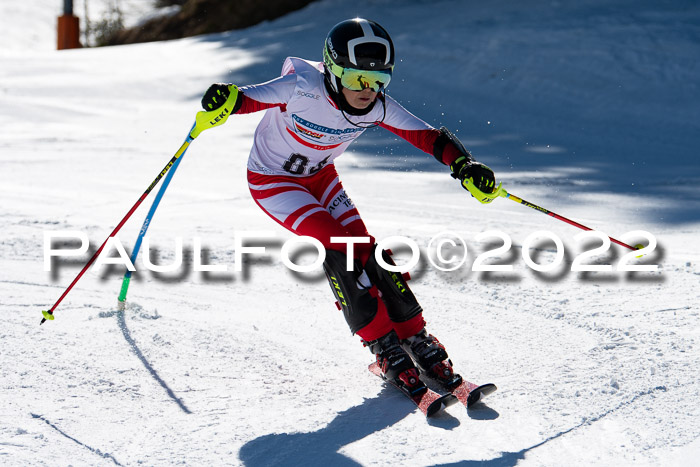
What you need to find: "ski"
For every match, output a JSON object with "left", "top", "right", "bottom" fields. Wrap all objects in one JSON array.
[
  {"left": 368, "top": 362, "right": 457, "bottom": 417},
  {"left": 448, "top": 379, "right": 497, "bottom": 408},
  {"left": 423, "top": 372, "right": 497, "bottom": 408}
]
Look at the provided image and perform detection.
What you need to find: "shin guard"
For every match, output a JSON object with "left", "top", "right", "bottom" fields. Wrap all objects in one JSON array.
[
  {"left": 323, "top": 249, "right": 385, "bottom": 334},
  {"left": 365, "top": 246, "right": 423, "bottom": 324}
]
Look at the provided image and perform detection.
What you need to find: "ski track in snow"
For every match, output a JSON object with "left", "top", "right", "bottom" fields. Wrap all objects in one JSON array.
[{"left": 2, "top": 0, "right": 700, "bottom": 465}]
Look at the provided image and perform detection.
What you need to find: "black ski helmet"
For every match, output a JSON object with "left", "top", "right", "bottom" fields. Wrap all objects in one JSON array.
[{"left": 323, "top": 18, "right": 395, "bottom": 93}]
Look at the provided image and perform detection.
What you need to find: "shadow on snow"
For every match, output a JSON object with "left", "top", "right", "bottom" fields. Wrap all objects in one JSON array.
[
  {"left": 239, "top": 383, "right": 667, "bottom": 466},
  {"left": 239, "top": 387, "right": 501, "bottom": 466},
  {"left": 99, "top": 304, "right": 192, "bottom": 414}
]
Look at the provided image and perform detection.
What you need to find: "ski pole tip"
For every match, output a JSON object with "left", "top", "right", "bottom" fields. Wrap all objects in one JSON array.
[
  {"left": 40, "top": 310, "right": 54, "bottom": 324},
  {"left": 635, "top": 244, "right": 645, "bottom": 258}
]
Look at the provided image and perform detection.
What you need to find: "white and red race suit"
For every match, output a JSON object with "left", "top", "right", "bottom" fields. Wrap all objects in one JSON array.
[{"left": 234, "top": 57, "right": 462, "bottom": 340}]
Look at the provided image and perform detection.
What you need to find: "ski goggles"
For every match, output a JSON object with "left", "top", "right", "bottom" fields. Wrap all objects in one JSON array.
[{"left": 339, "top": 67, "right": 392, "bottom": 92}]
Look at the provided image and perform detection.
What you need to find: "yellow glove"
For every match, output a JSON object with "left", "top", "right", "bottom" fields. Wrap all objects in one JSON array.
[
  {"left": 450, "top": 156, "right": 502, "bottom": 204},
  {"left": 190, "top": 84, "right": 239, "bottom": 139}
]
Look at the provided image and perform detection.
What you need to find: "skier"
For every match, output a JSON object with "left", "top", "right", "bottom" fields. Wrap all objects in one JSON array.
[{"left": 201, "top": 18, "right": 497, "bottom": 395}]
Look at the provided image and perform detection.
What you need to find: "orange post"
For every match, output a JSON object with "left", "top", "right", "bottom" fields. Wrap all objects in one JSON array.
[{"left": 57, "top": 15, "right": 81, "bottom": 50}]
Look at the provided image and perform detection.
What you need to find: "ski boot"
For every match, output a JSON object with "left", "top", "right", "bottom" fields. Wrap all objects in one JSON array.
[
  {"left": 402, "top": 329, "right": 463, "bottom": 389},
  {"left": 366, "top": 331, "right": 427, "bottom": 397}
]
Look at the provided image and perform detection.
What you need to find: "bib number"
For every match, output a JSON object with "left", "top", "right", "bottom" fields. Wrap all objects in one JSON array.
[{"left": 282, "top": 154, "right": 331, "bottom": 175}]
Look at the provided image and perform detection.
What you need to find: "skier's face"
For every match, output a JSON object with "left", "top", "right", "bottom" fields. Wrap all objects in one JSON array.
[{"left": 342, "top": 87, "right": 378, "bottom": 110}]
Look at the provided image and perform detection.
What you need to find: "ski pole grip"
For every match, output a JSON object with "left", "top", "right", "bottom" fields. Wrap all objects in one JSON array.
[
  {"left": 190, "top": 85, "right": 239, "bottom": 139},
  {"left": 464, "top": 180, "right": 504, "bottom": 204}
]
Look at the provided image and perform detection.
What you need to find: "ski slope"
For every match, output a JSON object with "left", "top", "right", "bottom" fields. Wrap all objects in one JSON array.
[{"left": 1, "top": 0, "right": 699, "bottom": 465}]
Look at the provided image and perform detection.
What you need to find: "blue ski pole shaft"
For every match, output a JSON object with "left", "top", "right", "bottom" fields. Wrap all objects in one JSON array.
[{"left": 117, "top": 124, "right": 194, "bottom": 305}]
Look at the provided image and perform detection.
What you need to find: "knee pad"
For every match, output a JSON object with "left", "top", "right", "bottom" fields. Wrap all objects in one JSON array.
[
  {"left": 323, "top": 249, "right": 382, "bottom": 334},
  {"left": 365, "top": 246, "right": 423, "bottom": 323}
]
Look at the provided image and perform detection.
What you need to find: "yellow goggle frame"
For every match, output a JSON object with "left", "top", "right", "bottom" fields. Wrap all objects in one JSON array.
[{"left": 325, "top": 47, "right": 393, "bottom": 92}]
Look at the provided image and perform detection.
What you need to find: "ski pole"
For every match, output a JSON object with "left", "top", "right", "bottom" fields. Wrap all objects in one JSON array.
[
  {"left": 40, "top": 136, "right": 193, "bottom": 325},
  {"left": 116, "top": 124, "right": 193, "bottom": 310},
  {"left": 40, "top": 88, "right": 240, "bottom": 325},
  {"left": 498, "top": 188, "right": 639, "bottom": 251}
]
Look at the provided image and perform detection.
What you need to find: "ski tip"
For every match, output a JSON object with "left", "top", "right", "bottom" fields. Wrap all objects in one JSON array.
[
  {"left": 426, "top": 404, "right": 442, "bottom": 417},
  {"left": 466, "top": 383, "right": 497, "bottom": 408},
  {"left": 426, "top": 394, "right": 458, "bottom": 417},
  {"left": 442, "top": 393, "right": 460, "bottom": 408}
]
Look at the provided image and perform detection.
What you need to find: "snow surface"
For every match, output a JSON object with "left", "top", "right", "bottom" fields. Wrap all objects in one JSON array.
[{"left": 1, "top": 0, "right": 700, "bottom": 465}]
